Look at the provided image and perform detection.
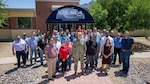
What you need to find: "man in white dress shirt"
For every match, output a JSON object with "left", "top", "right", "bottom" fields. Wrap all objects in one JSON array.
[{"left": 12, "top": 35, "right": 27, "bottom": 68}]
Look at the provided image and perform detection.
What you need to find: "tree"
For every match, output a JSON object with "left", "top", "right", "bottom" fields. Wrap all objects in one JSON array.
[
  {"left": 124, "top": 0, "right": 150, "bottom": 30},
  {"left": 88, "top": 1, "right": 108, "bottom": 30},
  {"left": 89, "top": 0, "right": 150, "bottom": 33},
  {"left": 0, "top": 0, "right": 7, "bottom": 28}
]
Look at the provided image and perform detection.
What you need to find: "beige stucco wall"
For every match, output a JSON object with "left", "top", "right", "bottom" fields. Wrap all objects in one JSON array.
[
  {"left": 0, "top": 29, "right": 37, "bottom": 41},
  {"left": 11, "top": 29, "right": 37, "bottom": 40},
  {"left": 0, "top": 29, "right": 12, "bottom": 40},
  {"left": 129, "top": 29, "right": 145, "bottom": 36},
  {"left": 6, "top": 9, "right": 36, "bottom": 17},
  {"left": 108, "top": 29, "right": 145, "bottom": 37}
]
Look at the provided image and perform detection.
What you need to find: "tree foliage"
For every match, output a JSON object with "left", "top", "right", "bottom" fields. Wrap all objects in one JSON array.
[
  {"left": 0, "top": 0, "right": 7, "bottom": 28},
  {"left": 89, "top": 0, "right": 150, "bottom": 32},
  {"left": 89, "top": 1, "right": 108, "bottom": 30}
]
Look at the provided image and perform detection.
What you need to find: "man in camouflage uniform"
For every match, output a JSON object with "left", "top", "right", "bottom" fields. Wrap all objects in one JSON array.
[{"left": 73, "top": 32, "right": 87, "bottom": 75}]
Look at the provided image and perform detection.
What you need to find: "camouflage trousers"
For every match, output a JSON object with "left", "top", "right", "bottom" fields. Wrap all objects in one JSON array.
[{"left": 73, "top": 54, "right": 84, "bottom": 72}]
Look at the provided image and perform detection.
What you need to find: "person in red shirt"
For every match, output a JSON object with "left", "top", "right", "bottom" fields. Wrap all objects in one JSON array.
[
  {"left": 59, "top": 41, "right": 69, "bottom": 73},
  {"left": 76, "top": 25, "right": 84, "bottom": 32}
]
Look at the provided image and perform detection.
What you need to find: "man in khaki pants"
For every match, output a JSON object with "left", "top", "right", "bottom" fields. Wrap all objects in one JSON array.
[{"left": 45, "top": 37, "right": 58, "bottom": 81}]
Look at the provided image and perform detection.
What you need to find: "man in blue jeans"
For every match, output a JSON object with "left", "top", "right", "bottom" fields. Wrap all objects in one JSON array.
[
  {"left": 85, "top": 36, "right": 98, "bottom": 72},
  {"left": 28, "top": 31, "right": 39, "bottom": 65},
  {"left": 120, "top": 31, "right": 135, "bottom": 76},
  {"left": 53, "top": 36, "right": 61, "bottom": 72}
]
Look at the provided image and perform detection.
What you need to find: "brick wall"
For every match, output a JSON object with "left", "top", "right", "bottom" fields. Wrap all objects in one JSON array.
[
  {"left": 8, "top": 17, "right": 17, "bottom": 29},
  {"left": 32, "top": 17, "right": 36, "bottom": 29},
  {"left": 36, "top": 1, "right": 79, "bottom": 33}
]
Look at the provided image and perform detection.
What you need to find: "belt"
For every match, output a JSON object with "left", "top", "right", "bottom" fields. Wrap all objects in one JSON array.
[
  {"left": 16, "top": 50, "right": 25, "bottom": 52},
  {"left": 121, "top": 49, "right": 130, "bottom": 52}
]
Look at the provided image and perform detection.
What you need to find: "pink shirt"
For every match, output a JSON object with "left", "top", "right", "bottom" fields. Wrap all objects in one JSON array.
[
  {"left": 65, "top": 42, "right": 73, "bottom": 55},
  {"left": 45, "top": 44, "right": 57, "bottom": 58}
]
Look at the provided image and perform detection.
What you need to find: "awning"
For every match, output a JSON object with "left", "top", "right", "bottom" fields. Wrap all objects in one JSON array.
[{"left": 46, "top": 5, "right": 94, "bottom": 23}]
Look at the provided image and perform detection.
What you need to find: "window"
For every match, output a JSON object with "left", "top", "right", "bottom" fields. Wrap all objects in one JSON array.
[{"left": 18, "top": 17, "right": 32, "bottom": 28}]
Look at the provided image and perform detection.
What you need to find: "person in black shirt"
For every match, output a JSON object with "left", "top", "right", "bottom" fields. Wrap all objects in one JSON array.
[
  {"left": 85, "top": 36, "right": 98, "bottom": 72},
  {"left": 38, "top": 35, "right": 47, "bottom": 65}
]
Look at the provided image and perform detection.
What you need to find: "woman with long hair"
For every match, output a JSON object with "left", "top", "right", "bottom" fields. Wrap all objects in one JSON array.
[{"left": 101, "top": 39, "right": 113, "bottom": 75}]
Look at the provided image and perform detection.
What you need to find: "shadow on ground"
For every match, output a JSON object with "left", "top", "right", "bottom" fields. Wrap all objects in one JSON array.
[
  {"left": 5, "top": 67, "right": 18, "bottom": 74},
  {"left": 110, "top": 64, "right": 121, "bottom": 68},
  {"left": 38, "top": 80, "right": 49, "bottom": 84},
  {"left": 31, "top": 65, "right": 42, "bottom": 69},
  {"left": 64, "top": 73, "right": 82, "bottom": 81},
  {"left": 96, "top": 72, "right": 107, "bottom": 77}
]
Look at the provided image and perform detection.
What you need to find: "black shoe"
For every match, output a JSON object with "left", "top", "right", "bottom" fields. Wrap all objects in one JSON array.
[
  {"left": 120, "top": 72, "right": 128, "bottom": 77},
  {"left": 23, "top": 65, "right": 27, "bottom": 68},
  {"left": 105, "top": 72, "right": 108, "bottom": 76},
  {"left": 56, "top": 70, "right": 60, "bottom": 72},
  {"left": 119, "top": 69, "right": 125, "bottom": 72},
  {"left": 100, "top": 69, "right": 103, "bottom": 73},
  {"left": 81, "top": 72, "right": 86, "bottom": 75},
  {"left": 112, "top": 63, "right": 115, "bottom": 64},
  {"left": 48, "top": 77, "right": 54, "bottom": 81},
  {"left": 74, "top": 72, "right": 77, "bottom": 75},
  {"left": 61, "top": 69, "right": 64, "bottom": 73},
  {"left": 52, "top": 75, "right": 56, "bottom": 78}
]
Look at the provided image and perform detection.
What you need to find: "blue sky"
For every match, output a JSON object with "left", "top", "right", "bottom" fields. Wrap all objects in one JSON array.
[{"left": 2, "top": 0, "right": 92, "bottom": 8}]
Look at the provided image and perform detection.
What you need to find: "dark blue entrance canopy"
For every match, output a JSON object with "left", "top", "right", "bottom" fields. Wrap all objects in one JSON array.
[{"left": 46, "top": 5, "right": 94, "bottom": 23}]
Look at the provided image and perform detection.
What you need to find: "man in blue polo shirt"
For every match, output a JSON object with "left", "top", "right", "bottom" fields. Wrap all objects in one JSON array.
[
  {"left": 28, "top": 31, "right": 39, "bottom": 65},
  {"left": 112, "top": 32, "right": 122, "bottom": 64},
  {"left": 120, "top": 31, "right": 135, "bottom": 76}
]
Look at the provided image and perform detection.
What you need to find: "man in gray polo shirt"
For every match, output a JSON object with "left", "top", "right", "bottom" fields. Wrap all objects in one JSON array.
[{"left": 45, "top": 37, "right": 58, "bottom": 81}]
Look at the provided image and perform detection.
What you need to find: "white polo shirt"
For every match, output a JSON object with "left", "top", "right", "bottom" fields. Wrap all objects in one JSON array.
[
  {"left": 100, "top": 36, "right": 114, "bottom": 53},
  {"left": 12, "top": 39, "right": 26, "bottom": 51}
]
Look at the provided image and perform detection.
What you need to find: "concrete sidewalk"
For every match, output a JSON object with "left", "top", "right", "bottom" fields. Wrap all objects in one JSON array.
[
  {"left": 131, "top": 52, "right": 150, "bottom": 58},
  {"left": 0, "top": 52, "right": 149, "bottom": 84},
  {"left": 0, "top": 57, "right": 17, "bottom": 64},
  {"left": 0, "top": 52, "right": 150, "bottom": 65}
]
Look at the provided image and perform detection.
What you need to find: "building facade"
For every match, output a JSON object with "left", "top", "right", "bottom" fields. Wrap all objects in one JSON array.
[
  {"left": 36, "top": 0, "right": 79, "bottom": 33},
  {"left": 0, "top": 0, "right": 81, "bottom": 40}
]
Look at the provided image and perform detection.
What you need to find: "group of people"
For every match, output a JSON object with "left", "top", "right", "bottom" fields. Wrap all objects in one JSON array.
[{"left": 12, "top": 25, "right": 135, "bottom": 80}]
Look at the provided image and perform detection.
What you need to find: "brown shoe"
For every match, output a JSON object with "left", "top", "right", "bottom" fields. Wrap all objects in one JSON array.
[{"left": 81, "top": 71, "right": 86, "bottom": 75}]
